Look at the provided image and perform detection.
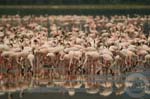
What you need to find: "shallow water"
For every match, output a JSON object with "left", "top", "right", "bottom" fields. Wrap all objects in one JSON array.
[
  {"left": 0, "top": 92, "right": 149, "bottom": 99},
  {"left": 0, "top": 72, "right": 149, "bottom": 99}
]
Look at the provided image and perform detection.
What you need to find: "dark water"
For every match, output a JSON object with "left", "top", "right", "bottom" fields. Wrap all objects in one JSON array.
[
  {"left": 0, "top": 8, "right": 149, "bottom": 16},
  {"left": 0, "top": 92, "right": 149, "bottom": 99}
]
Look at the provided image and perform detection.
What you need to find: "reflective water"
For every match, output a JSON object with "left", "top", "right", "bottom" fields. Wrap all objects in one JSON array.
[{"left": 0, "top": 92, "right": 149, "bottom": 99}]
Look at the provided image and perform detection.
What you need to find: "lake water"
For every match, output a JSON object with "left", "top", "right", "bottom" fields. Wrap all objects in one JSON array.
[{"left": 0, "top": 8, "right": 149, "bottom": 15}]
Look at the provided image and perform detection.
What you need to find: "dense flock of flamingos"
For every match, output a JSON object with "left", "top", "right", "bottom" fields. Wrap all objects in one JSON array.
[{"left": 0, "top": 15, "right": 149, "bottom": 98}]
